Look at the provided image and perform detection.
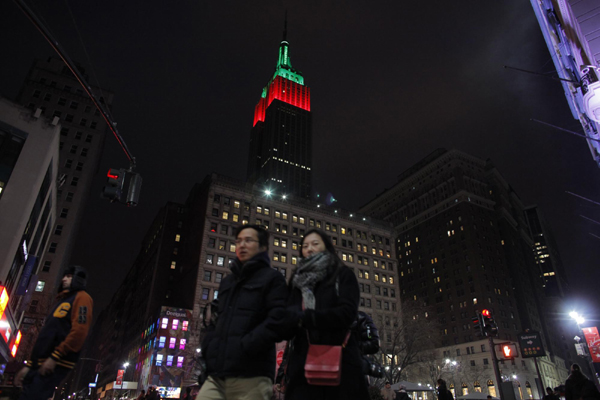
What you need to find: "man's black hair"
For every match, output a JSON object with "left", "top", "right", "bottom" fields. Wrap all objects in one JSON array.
[{"left": 234, "top": 224, "right": 269, "bottom": 249}]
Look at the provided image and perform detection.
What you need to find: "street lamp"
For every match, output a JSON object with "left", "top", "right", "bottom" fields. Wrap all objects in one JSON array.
[{"left": 570, "top": 311, "right": 598, "bottom": 383}]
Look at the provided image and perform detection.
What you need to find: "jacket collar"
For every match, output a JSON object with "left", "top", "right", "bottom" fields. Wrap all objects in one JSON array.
[{"left": 231, "top": 251, "right": 270, "bottom": 281}]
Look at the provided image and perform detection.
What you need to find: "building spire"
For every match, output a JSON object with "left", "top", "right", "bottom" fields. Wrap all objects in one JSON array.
[{"left": 283, "top": 10, "right": 287, "bottom": 41}]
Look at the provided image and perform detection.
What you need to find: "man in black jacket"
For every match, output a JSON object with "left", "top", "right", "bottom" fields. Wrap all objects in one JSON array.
[{"left": 197, "top": 225, "right": 288, "bottom": 400}]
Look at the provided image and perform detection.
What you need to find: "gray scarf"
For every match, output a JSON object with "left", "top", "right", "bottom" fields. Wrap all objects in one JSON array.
[{"left": 292, "top": 252, "right": 331, "bottom": 309}]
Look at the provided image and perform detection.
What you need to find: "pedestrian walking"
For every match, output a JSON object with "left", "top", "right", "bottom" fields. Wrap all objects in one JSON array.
[
  {"left": 282, "top": 229, "right": 369, "bottom": 400},
  {"left": 197, "top": 225, "right": 288, "bottom": 400},
  {"left": 437, "top": 379, "right": 453, "bottom": 400},
  {"left": 395, "top": 385, "right": 411, "bottom": 400},
  {"left": 382, "top": 382, "right": 395, "bottom": 400},
  {"left": 565, "top": 363, "right": 600, "bottom": 400},
  {"left": 544, "top": 387, "right": 559, "bottom": 400},
  {"left": 15, "top": 266, "right": 94, "bottom": 400}
]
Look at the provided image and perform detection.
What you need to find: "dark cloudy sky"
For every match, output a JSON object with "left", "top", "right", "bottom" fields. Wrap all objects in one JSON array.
[{"left": 1, "top": 1, "right": 599, "bottom": 320}]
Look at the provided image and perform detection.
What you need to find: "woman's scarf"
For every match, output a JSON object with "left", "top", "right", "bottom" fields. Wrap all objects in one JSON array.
[{"left": 292, "top": 251, "right": 331, "bottom": 310}]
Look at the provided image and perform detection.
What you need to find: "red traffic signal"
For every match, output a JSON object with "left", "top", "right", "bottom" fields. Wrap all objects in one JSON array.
[
  {"left": 481, "top": 309, "right": 491, "bottom": 317},
  {"left": 101, "top": 168, "right": 125, "bottom": 202}
]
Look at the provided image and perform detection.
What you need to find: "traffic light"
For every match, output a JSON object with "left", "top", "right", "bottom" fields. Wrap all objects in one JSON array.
[
  {"left": 481, "top": 309, "right": 498, "bottom": 337},
  {"left": 495, "top": 343, "right": 518, "bottom": 360},
  {"left": 101, "top": 168, "right": 124, "bottom": 202},
  {"left": 472, "top": 313, "right": 484, "bottom": 337}
]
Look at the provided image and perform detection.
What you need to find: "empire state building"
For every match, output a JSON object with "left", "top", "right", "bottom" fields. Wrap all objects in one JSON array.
[{"left": 247, "top": 29, "right": 312, "bottom": 199}]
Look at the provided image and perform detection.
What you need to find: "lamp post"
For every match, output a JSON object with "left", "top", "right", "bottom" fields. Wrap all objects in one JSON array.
[{"left": 569, "top": 312, "right": 598, "bottom": 384}]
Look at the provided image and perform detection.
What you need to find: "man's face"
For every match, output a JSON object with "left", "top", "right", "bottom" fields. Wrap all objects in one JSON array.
[
  {"left": 385, "top": 384, "right": 391, "bottom": 389},
  {"left": 62, "top": 274, "right": 73, "bottom": 289},
  {"left": 235, "top": 228, "right": 264, "bottom": 263}
]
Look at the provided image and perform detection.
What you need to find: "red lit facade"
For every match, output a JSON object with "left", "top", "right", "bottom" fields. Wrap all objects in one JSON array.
[{"left": 253, "top": 76, "right": 311, "bottom": 126}]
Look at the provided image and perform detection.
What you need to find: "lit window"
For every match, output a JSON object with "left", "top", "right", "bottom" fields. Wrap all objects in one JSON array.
[
  {"left": 257, "top": 206, "right": 262, "bottom": 214},
  {"left": 292, "top": 256, "right": 297, "bottom": 265},
  {"left": 175, "top": 234, "right": 181, "bottom": 242},
  {"left": 166, "top": 355, "right": 174, "bottom": 366},
  {"left": 35, "top": 281, "right": 45, "bottom": 292},
  {"left": 234, "top": 201, "right": 240, "bottom": 208},
  {"left": 156, "top": 354, "right": 163, "bottom": 366},
  {"left": 182, "top": 321, "right": 188, "bottom": 331},
  {"left": 159, "top": 336, "right": 166, "bottom": 348},
  {"left": 180, "top": 339, "right": 186, "bottom": 350},
  {"left": 233, "top": 214, "right": 239, "bottom": 222},
  {"left": 171, "top": 261, "right": 176, "bottom": 270},
  {"left": 172, "top": 319, "right": 179, "bottom": 330},
  {"left": 161, "top": 318, "right": 169, "bottom": 329},
  {"left": 282, "top": 212, "right": 288, "bottom": 220},
  {"left": 177, "top": 356, "right": 184, "bottom": 368},
  {"left": 169, "top": 337, "right": 176, "bottom": 349},
  {"left": 229, "top": 243, "right": 236, "bottom": 252},
  {"left": 364, "top": 271, "right": 370, "bottom": 279}
]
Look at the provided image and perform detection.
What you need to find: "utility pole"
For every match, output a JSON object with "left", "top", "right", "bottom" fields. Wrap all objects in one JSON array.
[{"left": 489, "top": 337, "right": 505, "bottom": 400}]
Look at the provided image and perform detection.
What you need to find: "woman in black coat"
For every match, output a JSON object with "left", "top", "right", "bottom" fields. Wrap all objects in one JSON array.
[{"left": 283, "top": 229, "right": 369, "bottom": 400}]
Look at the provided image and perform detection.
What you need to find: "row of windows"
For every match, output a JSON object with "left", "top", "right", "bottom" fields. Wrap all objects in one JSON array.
[
  {"left": 155, "top": 354, "right": 184, "bottom": 367},
  {"left": 158, "top": 336, "right": 187, "bottom": 350},
  {"left": 359, "top": 297, "right": 396, "bottom": 311},
  {"left": 159, "top": 318, "right": 189, "bottom": 331},
  {"left": 213, "top": 194, "right": 390, "bottom": 243},
  {"left": 359, "top": 283, "right": 396, "bottom": 298},
  {"left": 60, "top": 127, "right": 94, "bottom": 142},
  {"left": 357, "top": 270, "right": 394, "bottom": 284}
]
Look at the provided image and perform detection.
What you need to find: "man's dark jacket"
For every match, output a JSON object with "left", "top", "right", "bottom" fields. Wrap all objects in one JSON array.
[{"left": 203, "top": 252, "right": 288, "bottom": 380}]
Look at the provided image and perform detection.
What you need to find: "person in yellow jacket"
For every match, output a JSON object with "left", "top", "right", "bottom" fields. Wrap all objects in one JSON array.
[{"left": 15, "top": 266, "right": 93, "bottom": 400}]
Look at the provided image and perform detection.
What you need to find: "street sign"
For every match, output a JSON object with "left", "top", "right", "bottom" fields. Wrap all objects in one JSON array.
[
  {"left": 116, "top": 369, "right": 124, "bottom": 386},
  {"left": 518, "top": 331, "right": 546, "bottom": 358},
  {"left": 88, "top": 383, "right": 97, "bottom": 388}
]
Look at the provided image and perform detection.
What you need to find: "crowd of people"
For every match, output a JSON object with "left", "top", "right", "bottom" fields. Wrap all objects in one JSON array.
[{"left": 13, "top": 224, "right": 600, "bottom": 400}]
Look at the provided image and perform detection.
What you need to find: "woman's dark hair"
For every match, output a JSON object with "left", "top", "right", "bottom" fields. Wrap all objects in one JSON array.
[
  {"left": 437, "top": 379, "right": 446, "bottom": 386},
  {"left": 298, "top": 229, "right": 346, "bottom": 281},
  {"left": 234, "top": 224, "right": 269, "bottom": 249}
]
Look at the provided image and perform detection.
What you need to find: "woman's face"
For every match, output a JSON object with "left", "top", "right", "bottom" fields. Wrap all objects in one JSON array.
[{"left": 302, "top": 233, "right": 326, "bottom": 258}]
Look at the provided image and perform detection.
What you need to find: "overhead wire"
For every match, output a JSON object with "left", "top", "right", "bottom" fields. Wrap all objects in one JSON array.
[{"left": 62, "top": 0, "right": 115, "bottom": 123}]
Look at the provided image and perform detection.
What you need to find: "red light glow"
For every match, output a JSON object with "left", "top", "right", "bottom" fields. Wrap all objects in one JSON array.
[
  {"left": 107, "top": 170, "right": 119, "bottom": 179},
  {"left": 10, "top": 330, "right": 21, "bottom": 357},
  {"left": 0, "top": 287, "right": 9, "bottom": 320},
  {"left": 502, "top": 345, "right": 512, "bottom": 357},
  {"left": 481, "top": 309, "right": 491, "bottom": 317},
  {"left": 253, "top": 76, "right": 311, "bottom": 126}
]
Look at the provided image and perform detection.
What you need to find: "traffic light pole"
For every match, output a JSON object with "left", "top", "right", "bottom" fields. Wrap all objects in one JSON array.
[{"left": 489, "top": 336, "right": 505, "bottom": 400}]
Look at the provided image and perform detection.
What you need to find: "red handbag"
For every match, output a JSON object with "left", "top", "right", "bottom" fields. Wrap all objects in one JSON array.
[{"left": 304, "top": 332, "right": 350, "bottom": 386}]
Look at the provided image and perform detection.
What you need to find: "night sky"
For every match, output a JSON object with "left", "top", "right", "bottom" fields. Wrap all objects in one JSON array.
[{"left": 1, "top": 1, "right": 599, "bottom": 323}]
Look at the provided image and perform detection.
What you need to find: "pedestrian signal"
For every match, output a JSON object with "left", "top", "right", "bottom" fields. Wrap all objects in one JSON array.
[
  {"left": 495, "top": 343, "right": 518, "bottom": 360},
  {"left": 101, "top": 168, "right": 124, "bottom": 202}
]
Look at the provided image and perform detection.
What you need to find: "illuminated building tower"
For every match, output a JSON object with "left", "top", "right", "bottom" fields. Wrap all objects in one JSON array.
[{"left": 247, "top": 28, "right": 312, "bottom": 199}]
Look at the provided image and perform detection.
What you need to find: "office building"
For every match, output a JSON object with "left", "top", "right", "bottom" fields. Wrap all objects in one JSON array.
[
  {"left": 247, "top": 30, "right": 312, "bottom": 198},
  {"left": 360, "top": 149, "right": 569, "bottom": 396},
  {"left": 529, "top": 0, "right": 600, "bottom": 166},
  {"left": 14, "top": 58, "right": 114, "bottom": 354},
  {"left": 0, "top": 96, "right": 59, "bottom": 364}
]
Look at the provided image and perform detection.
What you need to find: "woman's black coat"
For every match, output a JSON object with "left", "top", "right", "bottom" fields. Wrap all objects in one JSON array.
[{"left": 283, "top": 262, "right": 369, "bottom": 400}]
